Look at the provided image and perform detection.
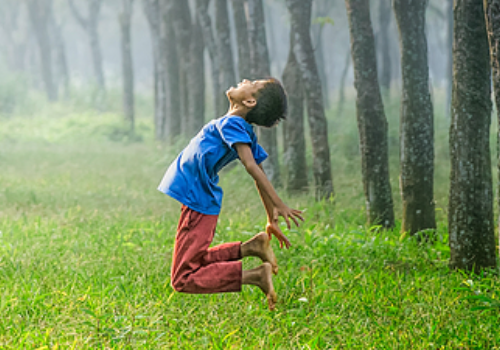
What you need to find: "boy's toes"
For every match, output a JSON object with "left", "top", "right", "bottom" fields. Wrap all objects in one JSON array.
[{"left": 267, "top": 290, "right": 277, "bottom": 311}]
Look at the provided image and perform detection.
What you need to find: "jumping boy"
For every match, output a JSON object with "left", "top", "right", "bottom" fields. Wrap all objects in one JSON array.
[{"left": 158, "top": 78, "right": 303, "bottom": 310}]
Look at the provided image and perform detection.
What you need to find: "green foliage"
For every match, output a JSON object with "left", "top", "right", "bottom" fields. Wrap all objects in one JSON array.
[
  {"left": 0, "top": 90, "right": 499, "bottom": 348},
  {"left": 313, "top": 16, "right": 335, "bottom": 28}
]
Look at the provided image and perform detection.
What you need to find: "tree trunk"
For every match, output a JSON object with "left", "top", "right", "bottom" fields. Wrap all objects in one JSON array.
[
  {"left": 142, "top": 0, "right": 167, "bottom": 140},
  {"left": 445, "top": 0, "right": 453, "bottom": 117},
  {"left": 187, "top": 20, "right": 206, "bottom": 137},
  {"left": 196, "top": 0, "right": 222, "bottom": 117},
  {"left": 215, "top": 0, "right": 237, "bottom": 114},
  {"left": 448, "top": 0, "right": 495, "bottom": 272},
  {"left": 393, "top": 0, "right": 436, "bottom": 237},
  {"left": 67, "top": 0, "right": 106, "bottom": 102},
  {"left": 27, "top": 0, "right": 58, "bottom": 102},
  {"left": 161, "top": 2, "right": 182, "bottom": 142},
  {"left": 119, "top": 0, "right": 135, "bottom": 136},
  {"left": 312, "top": 0, "right": 333, "bottom": 109},
  {"left": 485, "top": 0, "right": 500, "bottom": 267},
  {"left": 286, "top": 0, "right": 334, "bottom": 199},
  {"left": 282, "top": 32, "right": 308, "bottom": 194},
  {"left": 247, "top": 0, "right": 281, "bottom": 186},
  {"left": 345, "top": 0, "right": 394, "bottom": 228},
  {"left": 378, "top": 0, "right": 392, "bottom": 94},
  {"left": 171, "top": 0, "right": 192, "bottom": 136},
  {"left": 231, "top": 0, "right": 251, "bottom": 80}
]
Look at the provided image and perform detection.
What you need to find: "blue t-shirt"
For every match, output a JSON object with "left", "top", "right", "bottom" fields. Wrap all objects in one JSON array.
[{"left": 157, "top": 115, "right": 268, "bottom": 215}]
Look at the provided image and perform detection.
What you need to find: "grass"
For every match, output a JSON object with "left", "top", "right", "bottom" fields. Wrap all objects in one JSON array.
[{"left": 0, "top": 89, "right": 499, "bottom": 349}]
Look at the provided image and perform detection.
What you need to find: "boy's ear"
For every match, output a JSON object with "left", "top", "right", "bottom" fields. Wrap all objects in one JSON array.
[{"left": 242, "top": 98, "right": 257, "bottom": 109}]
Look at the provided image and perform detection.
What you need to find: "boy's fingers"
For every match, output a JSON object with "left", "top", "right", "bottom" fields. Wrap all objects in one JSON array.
[
  {"left": 294, "top": 211, "right": 305, "bottom": 221},
  {"left": 284, "top": 217, "right": 291, "bottom": 230},
  {"left": 290, "top": 215, "right": 300, "bottom": 227}
]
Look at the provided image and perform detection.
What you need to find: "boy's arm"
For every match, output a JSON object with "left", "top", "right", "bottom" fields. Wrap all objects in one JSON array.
[{"left": 235, "top": 143, "right": 303, "bottom": 247}]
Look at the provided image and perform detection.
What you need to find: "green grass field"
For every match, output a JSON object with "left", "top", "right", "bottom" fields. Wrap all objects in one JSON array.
[{"left": 0, "top": 91, "right": 499, "bottom": 349}]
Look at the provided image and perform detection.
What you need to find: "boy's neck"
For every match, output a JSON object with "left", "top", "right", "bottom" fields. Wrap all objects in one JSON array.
[{"left": 226, "top": 103, "right": 249, "bottom": 120}]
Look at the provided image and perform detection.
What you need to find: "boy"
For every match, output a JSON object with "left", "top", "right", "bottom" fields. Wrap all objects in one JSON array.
[{"left": 158, "top": 78, "right": 303, "bottom": 310}]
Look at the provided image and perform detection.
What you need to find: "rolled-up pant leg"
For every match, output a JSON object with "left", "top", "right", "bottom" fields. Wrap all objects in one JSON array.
[{"left": 171, "top": 205, "right": 242, "bottom": 293}]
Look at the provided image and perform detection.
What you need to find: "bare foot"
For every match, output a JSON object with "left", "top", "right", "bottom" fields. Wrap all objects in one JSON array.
[
  {"left": 260, "top": 263, "right": 278, "bottom": 310},
  {"left": 242, "top": 263, "right": 277, "bottom": 310},
  {"left": 241, "top": 232, "right": 278, "bottom": 274}
]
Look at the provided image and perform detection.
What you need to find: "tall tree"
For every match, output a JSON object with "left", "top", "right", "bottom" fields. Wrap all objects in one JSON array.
[
  {"left": 67, "top": 0, "right": 106, "bottom": 95},
  {"left": 312, "top": 0, "right": 333, "bottom": 109},
  {"left": 196, "top": 0, "right": 222, "bottom": 117},
  {"left": 171, "top": 0, "right": 192, "bottom": 136},
  {"left": 119, "top": 0, "right": 135, "bottom": 136},
  {"left": 187, "top": 14, "right": 206, "bottom": 137},
  {"left": 160, "top": 1, "right": 181, "bottom": 141},
  {"left": 485, "top": 0, "right": 500, "bottom": 265},
  {"left": 247, "top": 0, "right": 281, "bottom": 186},
  {"left": 393, "top": 0, "right": 436, "bottom": 237},
  {"left": 282, "top": 32, "right": 308, "bottom": 193},
  {"left": 345, "top": 0, "right": 394, "bottom": 228},
  {"left": 378, "top": 0, "right": 392, "bottom": 93},
  {"left": 215, "top": 0, "right": 237, "bottom": 114},
  {"left": 286, "top": 0, "right": 334, "bottom": 199},
  {"left": 27, "top": 0, "right": 58, "bottom": 101},
  {"left": 142, "top": 0, "right": 167, "bottom": 140},
  {"left": 231, "top": 0, "right": 251, "bottom": 80},
  {"left": 448, "top": 0, "right": 496, "bottom": 271}
]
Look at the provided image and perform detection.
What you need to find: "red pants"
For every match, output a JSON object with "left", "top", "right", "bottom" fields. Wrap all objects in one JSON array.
[{"left": 171, "top": 205, "right": 242, "bottom": 293}]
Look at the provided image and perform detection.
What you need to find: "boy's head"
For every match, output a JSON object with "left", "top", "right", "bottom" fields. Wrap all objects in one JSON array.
[{"left": 226, "top": 78, "right": 287, "bottom": 127}]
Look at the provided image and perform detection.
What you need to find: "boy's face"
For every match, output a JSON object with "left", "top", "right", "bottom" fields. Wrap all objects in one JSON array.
[{"left": 226, "top": 79, "right": 268, "bottom": 106}]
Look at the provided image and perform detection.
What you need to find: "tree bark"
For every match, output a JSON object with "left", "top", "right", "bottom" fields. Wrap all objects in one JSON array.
[
  {"left": 187, "top": 20, "right": 206, "bottom": 137},
  {"left": 485, "top": 0, "right": 500, "bottom": 268},
  {"left": 282, "top": 32, "right": 308, "bottom": 193},
  {"left": 393, "top": 0, "right": 436, "bottom": 237},
  {"left": 485, "top": 0, "right": 500, "bottom": 267},
  {"left": 171, "top": 0, "right": 192, "bottom": 136},
  {"left": 160, "top": 2, "right": 182, "bottom": 142},
  {"left": 286, "top": 0, "right": 334, "bottom": 200},
  {"left": 215, "top": 0, "right": 237, "bottom": 114},
  {"left": 67, "top": 0, "right": 106, "bottom": 101},
  {"left": 378, "top": 0, "right": 392, "bottom": 93},
  {"left": 27, "top": 0, "right": 58, "bottom": 102},
  {"left": 231, "top": 0, "right": 251, "bottom": 80},
  {"left": 247, "top": 0, "right": 281, "bottom": 186},
  {"left": 196, "top": 0, "right": 222, "bottom": 117},
  {"left": 312, "top": 0, "right": 332, "bottom": 109},
  {"left": 345, "top": 0, "right": 394, "bottom": 228},
  {"left": 142, "top": 0, "right": 167, "bottom": 140},
  {"left": 119, "top": 0, "right": 135, "bottom": 136},
  {"left": 448, "top": 0, "right": 496, "bottom": 272}
]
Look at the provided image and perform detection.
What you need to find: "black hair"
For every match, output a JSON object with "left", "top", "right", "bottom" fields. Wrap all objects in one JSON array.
[{"left": 245, "top": 78, "right": 288, "bottom": 127}]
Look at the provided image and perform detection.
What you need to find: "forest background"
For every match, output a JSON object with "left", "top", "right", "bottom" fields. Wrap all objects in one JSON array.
[{"left": 1, "top": 0, "right": 500, "bottom": 348}]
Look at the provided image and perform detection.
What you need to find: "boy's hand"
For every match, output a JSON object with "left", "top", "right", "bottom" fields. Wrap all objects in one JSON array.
[
  {"left": 273, "top": 205, "right": 304, "bottom": 230},
  {"left": 266, "top": 221, "right": 291, "bottom": 249}
]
